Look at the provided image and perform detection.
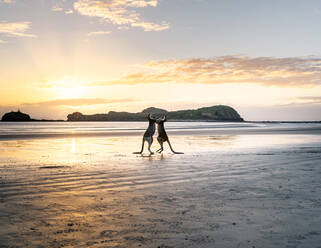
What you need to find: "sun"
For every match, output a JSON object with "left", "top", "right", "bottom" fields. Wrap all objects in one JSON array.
[
  {"left": 56, "top": 86, "right": 85, "bottom": 99},
  {"left": 50, "top": 76, "right": 86, "bottom": 99}
]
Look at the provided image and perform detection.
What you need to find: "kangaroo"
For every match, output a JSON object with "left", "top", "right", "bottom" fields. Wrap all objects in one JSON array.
[
  {"left": 156, "top": 116, "right": 184, "bottom": 154},
  {"left": 133, "top": 114, "right": 156, "bottom": 155}
]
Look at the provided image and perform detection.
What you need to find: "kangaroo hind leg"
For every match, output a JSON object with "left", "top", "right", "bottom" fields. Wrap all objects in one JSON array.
[
  {"left": 156, "top": 137, "right": 164, "bottom": 153},
  {"left": 147, "top": 137, "right": 154, "bottom": 155}
]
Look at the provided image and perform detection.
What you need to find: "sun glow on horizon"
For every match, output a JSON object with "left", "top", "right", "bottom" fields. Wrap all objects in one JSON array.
[{"left": 48, "top": 76, "right": 87, "bottom": 99}]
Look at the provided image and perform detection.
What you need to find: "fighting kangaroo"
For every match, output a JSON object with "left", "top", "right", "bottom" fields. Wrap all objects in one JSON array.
[
  {"left": 156, "top": 116, "right": 184, "bottom": 154},
  {"left": 133, "top": 114, "right": 156, "bottom": 155}
]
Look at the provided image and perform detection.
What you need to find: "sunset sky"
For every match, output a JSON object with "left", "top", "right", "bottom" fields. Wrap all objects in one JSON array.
[{"left": 1, "top": 0, "right": 321, "bottom": 120}]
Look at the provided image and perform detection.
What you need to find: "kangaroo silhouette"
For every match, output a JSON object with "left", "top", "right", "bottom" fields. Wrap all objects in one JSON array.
[
  {"left": 133, "top": 114, "right": 156, "bottom": 154},
  {"left": 156, "top": 116, "right": 183, "bottom": 154}
]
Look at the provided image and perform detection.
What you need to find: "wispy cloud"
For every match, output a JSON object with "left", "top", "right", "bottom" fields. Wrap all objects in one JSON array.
[
  {"left": 0, "top": 0, "right": 14, "bottom": 3},
  {"left": 88, "top": 30, "right": 111, "bottom": 36},
  {"left": 52, "top": 4, "right": 74, "bottom": 15},
  {"left": 131, "top": 21, "right": 169, "bottom": 32},
  {"left": 89, "top": 56, "right": 321, "bottom": 87},
  {"left": 0, "top": 39, "right": 8, "bottom": 43},
  {"left": 65, "top": 9, "right": 74, "bottom": 14},
  {"left": 22, "top": 98, "right": 135, "bottom": 107},
  {"left": 1, "top": 98, "right": 135, "bottom": 109},
  {"left": 74, "top": 0, "right": 169, "bottom": 31},
  {"left": 0, "top": 21, "right": 36, "bottom": 38},
  {"left": 52, "top": 6, "right": 64, "bottom": 12},
  {"left": 287, "top": 96, "right": 321, "bottom": 105}
]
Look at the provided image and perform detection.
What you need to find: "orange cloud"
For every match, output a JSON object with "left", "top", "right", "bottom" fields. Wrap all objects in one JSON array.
[
  {"left": 89, "top": 56, "right": 321, "bottom": 87},
  {"left": 74, "top": 0, "right": 169, "bottom": 31}
]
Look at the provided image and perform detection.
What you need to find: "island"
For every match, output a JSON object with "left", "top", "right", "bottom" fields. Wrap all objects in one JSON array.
[
  {"left": 1, "top": 110, "right": 64, "bottom": 122},
  {"left": 67, "top": 105, "right": 244, "bottom": 122},
  {"left": 1, "top": 110, "right": 31, "bottom": 121}
]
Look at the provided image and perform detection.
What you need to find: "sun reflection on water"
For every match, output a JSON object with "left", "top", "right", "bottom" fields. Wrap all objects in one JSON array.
[{"left": 71, "top": 138, "right": 76, "bottom": 153}]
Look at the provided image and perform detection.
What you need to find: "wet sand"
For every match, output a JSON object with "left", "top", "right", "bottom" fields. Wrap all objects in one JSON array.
[{"left": 1, "top": 132, "right": 321, "bottom": 247}]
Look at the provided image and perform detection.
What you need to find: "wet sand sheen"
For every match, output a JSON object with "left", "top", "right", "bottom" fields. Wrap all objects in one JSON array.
[{"left": 1, "top": 133, "right": 321, "bottom": 247}]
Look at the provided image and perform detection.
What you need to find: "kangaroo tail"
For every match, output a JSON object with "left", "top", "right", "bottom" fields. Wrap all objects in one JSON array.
[
  {"left": 167, "top": 139, "right": 184, "bottom": 154},
  {"left": 133, "top": 138, "right": 144, "bottom": 154}
]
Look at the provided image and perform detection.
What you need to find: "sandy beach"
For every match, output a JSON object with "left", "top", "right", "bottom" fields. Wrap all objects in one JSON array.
[{"left": 1, "top": 123, "right": 321, "bottom": 247}]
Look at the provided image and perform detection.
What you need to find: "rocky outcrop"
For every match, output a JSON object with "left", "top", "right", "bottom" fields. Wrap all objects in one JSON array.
[
  {"left": 67, "top": 105, "right": 244, "bottom": 122},
  {"left": 1, "top": 110, "right": 31, "bottom": 121}
]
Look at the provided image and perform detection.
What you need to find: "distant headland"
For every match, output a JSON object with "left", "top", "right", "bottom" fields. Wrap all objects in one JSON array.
[{"left": 67, "top": 105, "right": 244, "bottom": 122}]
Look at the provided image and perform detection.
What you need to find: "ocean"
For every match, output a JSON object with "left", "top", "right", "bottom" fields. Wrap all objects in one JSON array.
[{"left": 0, "top": 121, "right": 320, "bottom": 140}]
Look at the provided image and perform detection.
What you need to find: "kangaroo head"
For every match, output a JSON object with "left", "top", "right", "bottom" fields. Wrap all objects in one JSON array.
[
  {"left": 156, "top": 115, "right": 167, "bottom": 124},
  {"left": 148, "top": 114, "right": 156, "bottom": 124}
]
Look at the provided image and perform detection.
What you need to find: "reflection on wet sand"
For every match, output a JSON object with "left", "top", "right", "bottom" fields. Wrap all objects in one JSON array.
[{"left": 1, "top": 134, "right": 321, "bottom": 247}]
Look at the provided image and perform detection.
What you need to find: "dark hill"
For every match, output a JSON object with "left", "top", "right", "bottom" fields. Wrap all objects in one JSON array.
[
  {"left": 1, "top": 110, "right": 31, "bottom": 121},
  {"left": 67, "top": 105, "right": 244, "bottom": 122},
  {"left": 167, "top": 105, "right": 242, "bottom": 121}
]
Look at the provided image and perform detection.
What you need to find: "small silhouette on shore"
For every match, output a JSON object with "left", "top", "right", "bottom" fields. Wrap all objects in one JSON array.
[{"left": 134, "top": 114, "right": 183, "bottom": 155}]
